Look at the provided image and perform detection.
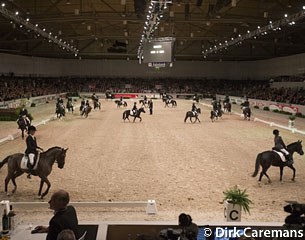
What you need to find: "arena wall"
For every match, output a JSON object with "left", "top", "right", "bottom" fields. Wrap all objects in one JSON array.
[{"left": 0, "top": 52, "right": 305, "bottom": 80}]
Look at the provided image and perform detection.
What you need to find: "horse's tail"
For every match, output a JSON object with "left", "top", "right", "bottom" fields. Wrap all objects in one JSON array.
[
  {"left": 0, "top": 156, "right": 10, "bottom": 169},
  {"left": 252, "top": 153, "right": 262, "bottom": 177},
  {"left": 123, "top": 111, "right": 126, "bottom": 120}
]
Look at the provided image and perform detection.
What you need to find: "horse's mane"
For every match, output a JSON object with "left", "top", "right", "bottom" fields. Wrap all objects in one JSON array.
[
  {"left": 287, "top": 141, "right": 300, "bottom": 148},
  {"left": 44, "top": 146, "right": 62, "bottom": 153}
]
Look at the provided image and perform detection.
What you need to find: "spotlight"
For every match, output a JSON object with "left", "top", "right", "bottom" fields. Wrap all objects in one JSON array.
[
  {"left": 26, "top": 18, "right": 29, "bottom": 22},
  {"left": 284, "top": 14, "right": 288, "bottom": 17},
  {"left": 15, "top": 11, "right": 19, "bottom": 15},
  {"left": 1, "top": 3, "right": 5, "bottom": 7}
]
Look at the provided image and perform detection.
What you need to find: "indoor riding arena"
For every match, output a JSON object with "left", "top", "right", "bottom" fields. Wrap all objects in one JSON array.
[{"left": 1, "top": 1, "right": 305, "bottom": 240}]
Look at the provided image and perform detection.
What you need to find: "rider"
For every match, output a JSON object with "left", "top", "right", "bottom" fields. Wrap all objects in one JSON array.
[
  {"left": 144, "top": 95, "right": 147, "bottom": 101},
  {"left": 273, "top": 129, "right": 293, "bottom": 165},
  {"left": 224, "top": 95, "right": 230, "bottom": 103},
  {"left": 25, "top": 126, "right": 43, "bottom": 178},
  {"left": 57, "top": 97, "right": 64, "bottom": 105},
  {"left": 243, "top": 98, "right": 250, "bottom": 108},
  {"left": 120, "top": 96, "right": 123, "bottom": 104},
  {"left": 191, "top": 103, "right": 198, "bottom": 116},
  {"left": 132, "top": 102, "right": 137, "bottom": 115},
  {"left": 18, "top": 105, "right": 31, "bottom": 123},
  {"left": 80, "top": 98, "right": 85, "bottom": 112},
  {"left": 211, "top": 97, "right": 218, "bottom": 111}
]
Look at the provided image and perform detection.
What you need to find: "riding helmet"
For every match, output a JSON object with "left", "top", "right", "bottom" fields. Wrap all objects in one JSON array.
[
  {"left": 273, "top": 129, "right": 279, "bottom": 135},
  {"left": 28, "top": 125, "right": 37, "bottom": 132}
]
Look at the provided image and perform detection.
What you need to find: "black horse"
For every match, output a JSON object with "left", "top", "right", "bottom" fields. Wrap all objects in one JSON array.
[
  {"left": 165, "top": 99, "right": 177, "bottom": 108},
  {"left": 66, "top": 100, "right": 74, "bottom": 113},
  {"left": 242, "top": 107, "right": 251, "bottom": 120},
  {"left": 56, "top": 103, "right": 65, "bottom": 119},
  {"left": 223, "top": 102, "right": 231, "bottom": 113},
  {"left": 115, "top": 100, "right": 128, "bottom": 108},
  {"left": 252, "top": 141, "right": 304, "bottom": 182},
  {"left": 81, "top": 106, "right": 92, "bottom": 118},
  {"left": 122, "top": 107, "right": 146, "bottom": 122},
  {"left": 184, "top": 108, "right": 201, "bottom": 123},
  {"left": 17, "top": 116, "right": 31, "bottom": 139},
  {"left": 93, "top": 100, "right": 101, "bottom": 110},
  {"left": 139, "top": 99, "right": 148, "bottom": 108},
  {"left": 0, "top": 146, "right": 68, "bottom": 198},
  {"left": 210, "top": 109, "right": 223, "bottom": 122}
]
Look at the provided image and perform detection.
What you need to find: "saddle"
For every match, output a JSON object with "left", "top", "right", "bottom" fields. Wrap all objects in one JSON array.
[
  {"left": 20, "top": 153, "right": 40, "bottom": 170},
  {"left": 272, "top": 149, "right": 286, "bottom": 162}
]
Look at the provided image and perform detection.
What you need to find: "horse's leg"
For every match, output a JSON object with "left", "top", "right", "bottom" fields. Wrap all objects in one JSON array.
[
  {"left": 288, "top": 165, "right": 296, "bottom": 181},
  {"left": 139, "top": 116, "right": 142, "bottom": 122},
  {"left": 38, "top": 178, "right": 44, "bottom": 196},
  {"left": 40, "top": 177, "right": 51, "bottom": 199},
  {"left": 184, "top": 115, "right": 188, "bottom": 123},
  {"left": 21, "top": 129, "right": 24, "bottom": 139},
  {"left": 190, "top": 117, "right": 193, "bottom": 123},
  {"left": 11, "top": 170, "right": 24, "bottom": 194},
  {"left": 280, "top": 167, "right": 284, "bottom": 181},
  {"left": 4, "top": 175, "right": 11, "bottom": 195},
  {"left": 197, "top": 116, "right": 200, "bottom": 123}
]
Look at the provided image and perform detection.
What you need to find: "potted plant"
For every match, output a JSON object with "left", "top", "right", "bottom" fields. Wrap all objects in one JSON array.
[
  {"left": 223, "top": 185, "right": 252, "bottom": 222},
  {"left": 288, "top": 115, "right": 296, "bottom": 128}
]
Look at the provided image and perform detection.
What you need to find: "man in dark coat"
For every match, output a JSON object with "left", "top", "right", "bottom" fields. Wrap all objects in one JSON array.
[
  {"left": 32, "top": 190, "right": 81, "bottom": 240},
  {"left": 148, "top": 100, "right": 153, "bottom": 115}
]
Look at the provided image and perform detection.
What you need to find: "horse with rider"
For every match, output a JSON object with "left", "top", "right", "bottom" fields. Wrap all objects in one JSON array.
[
  {"left": 55, "top": 97, "right": 66, "bottom": 119},
  {"left": 184, "top": 103, "right": 201, "bottom": 123},
  {"left": 80, "top": 99, "right": 92, "bottom": 118},
  {"left": 123, "top": 102, "right": 146, "bottom": 122},
  {"left": 241, "top": 98, "right": 251, "bottom": 120},
  {"left": 17, "top": 105, "right": 31, "bottom": 139},
  {"left": 91, "top": 93, "right": 101, "bottom": 110},
  {"left": 252, "top": 129, "right": 304, "bottom": 182},
  {"left": 210, "top": 98, "right": 223, "bottom": 121}
]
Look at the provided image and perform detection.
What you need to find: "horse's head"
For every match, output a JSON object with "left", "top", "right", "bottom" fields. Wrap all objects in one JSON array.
[
  {"left": 197, "top": 108, "right": 201, "bottom": 114},
  {"left": 57, "top": 148, "right": 68, "bottom": 169},
  {"left": 288, "top": 141, "right": 304, "bottom": 156},
  {"left": 139, "top": 107, "right": 145, "bottom": 113},
  {"left": 296, "top": 140, "right": 304, "bottom": 155}
]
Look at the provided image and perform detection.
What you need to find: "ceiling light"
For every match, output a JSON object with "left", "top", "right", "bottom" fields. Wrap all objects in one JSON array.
[
  {"left": 284, "top": 14, "right": 288, "bottom": 17},
  {"left": 15, "top": 11, "right": 19, "bottom": 15},
  {"left": 1, "top": 3, "right": 5, "bottom": 7}
]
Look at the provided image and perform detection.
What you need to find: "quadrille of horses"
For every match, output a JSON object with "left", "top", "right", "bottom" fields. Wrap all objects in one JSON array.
[
  {"left": 0, "top": 146, "right": 68, "bottom": 198},
  {"left": 252, "top": 141, "right": 303, "bottom": 182}
]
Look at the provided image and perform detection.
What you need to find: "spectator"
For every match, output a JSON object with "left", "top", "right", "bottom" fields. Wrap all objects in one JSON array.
[
  {"left": 33, "top": 190, "right": 80, "bottom": 240},
  {"left": 178, "top": 213, "right": 198, "bottom": 240},
  {"left": 57, "top": 229, "right": 76, "bottom": 240}
]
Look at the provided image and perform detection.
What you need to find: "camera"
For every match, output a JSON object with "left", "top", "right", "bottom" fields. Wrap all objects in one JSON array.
[{"left": 284, "top": 202, "right": 305, "bottom": 225}]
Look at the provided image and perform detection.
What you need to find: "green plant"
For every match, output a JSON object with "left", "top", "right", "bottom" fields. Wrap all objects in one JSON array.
[
  {"left": 253, "top": 106, "right": 259, "bottom": 109},
  {"left": 289, "top": 115, "right": 296, "bottom": 121},
  {"left": 232, "top": 101, "right": 237, "bottom": 104},
  {"left": 273, "top": 109, "right": 279, "bottom": 113},
  {"left": 296, "top": 112, "right": 305, "bottom": 118},
  {"left": 223, "top": 185, "right": 253, "bottom": 214},
  {"left": 263, "top": 106, "right": 270, "bottom": 111}
]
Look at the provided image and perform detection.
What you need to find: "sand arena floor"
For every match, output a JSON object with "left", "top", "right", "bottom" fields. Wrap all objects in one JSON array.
[{"left": 0, "top": 99, "right": 305, "bottom": 223}]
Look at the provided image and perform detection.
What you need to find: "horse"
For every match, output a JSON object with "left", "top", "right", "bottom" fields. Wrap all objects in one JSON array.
[
  {"left": 242, "top": 107, "right": 251, "bottom": 120},
  {"left": 223, "top": 102, "right": 231, "bottom": 113},
  {"left": 93, "top": 100, "right": 101, "bottom": 110},
  {"left": 0, "top": 146, "right": 68, "bottom": 198},
  {"left": 139, "top": 99, "right": 148, "bottom": 108},
  {"left": 66, "top": 100, "right": 74, "bottom": 113},
  {"left": 184, "top": 108, "right": 201, "bottom": 123},
  {"left": 210, "top": 109, "right": 223, "bottom": 122},
  {"left": 165, "top": 99, "right": 177, "bottom": 108},
  {"left": 81, "top": 106, "right": 92, "bottom": 118},
  {"left": 122, "top": 107, "right": 146, "bottom": 122},
  {"left": 17, "top": 116, "right": 31, "bottom": 139},
  {"left": 115, "top": 100, "right": 128, "bottom": 108},
  {"left": 252, "top": 141, "right": 304, "bottom": 182},
  {"left": 56, "top": 103, "right": 65, "bottom": 119}
]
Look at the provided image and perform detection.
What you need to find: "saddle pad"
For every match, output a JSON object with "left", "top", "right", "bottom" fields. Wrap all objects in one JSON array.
[
  {"left": 272, "top": 150, "right": 285, "bottom": 162},
  {"left": 20, "top": 153, "right": 40, "bottom": 170}
]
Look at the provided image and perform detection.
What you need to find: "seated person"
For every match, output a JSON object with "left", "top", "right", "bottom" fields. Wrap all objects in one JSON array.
[
  {"left": 33, "top": 190, "right": 80, "bottom": 240},
  {"left": 57, "top": 229, "right": 76, "bottom": 240},
  {"left": 178, "top": 213, "right": 198, "bottom": 240}
]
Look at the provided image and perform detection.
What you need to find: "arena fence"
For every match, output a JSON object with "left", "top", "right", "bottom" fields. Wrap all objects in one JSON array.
[{"left": 198, "top": 101, "right": 305, "bottom": 136}]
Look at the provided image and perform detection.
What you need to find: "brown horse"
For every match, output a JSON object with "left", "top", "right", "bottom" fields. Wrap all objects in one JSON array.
[{"left": 0, "top": 146, "right": 68, "bottom": 198}]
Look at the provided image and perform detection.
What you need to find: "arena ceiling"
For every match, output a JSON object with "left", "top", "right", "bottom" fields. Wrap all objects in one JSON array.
[{"left": 0, "top": 0, "right": 305, "bottom": 61}]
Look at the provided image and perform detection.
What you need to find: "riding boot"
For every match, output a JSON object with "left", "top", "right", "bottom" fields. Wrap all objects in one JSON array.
[
  {"left": 285, "top": 154, "right": 294, "bottom": 165},
  {"left": 27, "top": 164, "right": 33, "bottom": 179}
]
